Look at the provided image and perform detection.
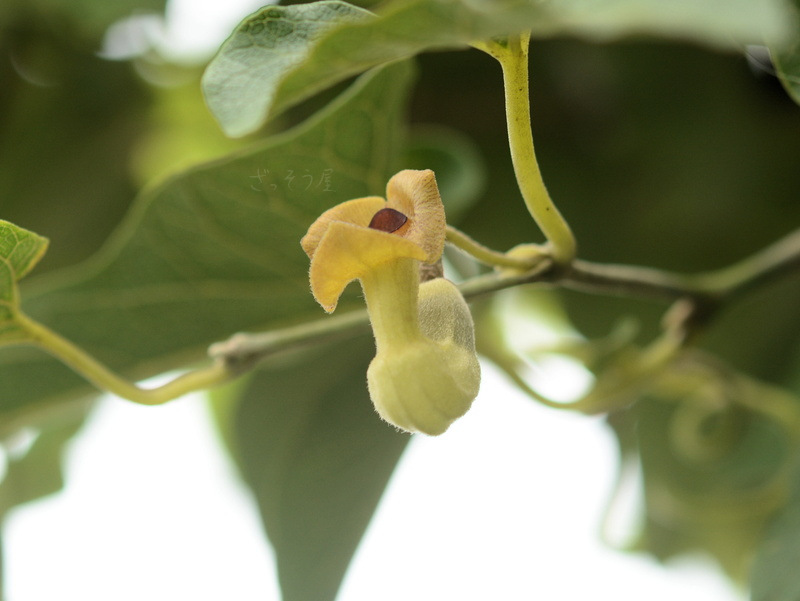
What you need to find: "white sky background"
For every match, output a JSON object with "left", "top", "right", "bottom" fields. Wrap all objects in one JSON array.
[
  {"left": 5, "top": 367, "right": 744, "bottom": 601},
  {"left": 5, "top": 1, "right": 746, "bottom": 600}
]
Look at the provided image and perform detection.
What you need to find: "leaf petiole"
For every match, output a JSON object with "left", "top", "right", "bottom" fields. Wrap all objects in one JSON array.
[
  {"left": 445, "top": 225, "right": 547, "bottom": 270},
  {"left": 14, "top": 311, "right": 233, "bottom": 405},
  {"left": 475, "top": 34, "right": 577, "bottom": 264}
]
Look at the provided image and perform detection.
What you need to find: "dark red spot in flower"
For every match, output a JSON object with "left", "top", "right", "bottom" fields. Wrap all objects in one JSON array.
[{"left": 368, "top": 208, "right": 408, "bottom": 233}]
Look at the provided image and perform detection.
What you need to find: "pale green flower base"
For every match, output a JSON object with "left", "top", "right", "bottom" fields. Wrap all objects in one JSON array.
[{"left": 366, "top": 277, "right": 480, "bottom": 436}]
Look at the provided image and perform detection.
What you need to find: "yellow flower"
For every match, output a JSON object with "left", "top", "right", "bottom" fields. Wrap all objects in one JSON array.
[
  {"left": 301, "top": 169, "right": 446, "bottom": 313},
  {"left": 301, "top": 169, "right": 480, "bottom": 435}
]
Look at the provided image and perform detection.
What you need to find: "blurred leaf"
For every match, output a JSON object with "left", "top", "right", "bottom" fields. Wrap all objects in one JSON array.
[
  {"left": 403, "top": 125, "right": 486, "bottom": 222},
  {"left": 233, "top": 337, "right": 408, "bottom": 601},
  {"left": 634, "top": 384, "right": 792, "bottom": 578},
  {"left": 0, "top": 220, "right": 48, "bottom": 344},
  {"left": 203, "top": 0, "right": 792, "bottom": 136},
  {"left": 130, "top": 68, "right": 246, "bottom": 185},
  {"left": 0, "top": 404, "right": 90, "bottom": 516},
  {"left": 202, "top": 1, "right": 374, "bottom": 137},
  {"left": 517, "top": 40, "right": 800, "bottom": 379},
  {"left": 0, "top": 60, "right": 415, "bottom": 420},
  {"left": 280, "top": 0, "right": 385, "bottom": 7},
  {"left": 0, "top": 400, "right": 92, "bottom": 593},
  {"left": 0, "top": 21, "right": 153, "bottom": 272},
  {"left": 2, "top": 0, "right": 167, "bottom": 41},
  {"left": 206, "top": 374, "right": 254, "bottom": 469},
  {"left": 405, "top": 34, "right": 800, "bottom": 580},
  {"left": 701, "top": 278, "right": 800, "bottom": 392},
  {"left": 770, "top": 0, "right": 800, "bottom": 104},
  {"left": 751, "top": 466, "right": 800, "bottom": 601}
]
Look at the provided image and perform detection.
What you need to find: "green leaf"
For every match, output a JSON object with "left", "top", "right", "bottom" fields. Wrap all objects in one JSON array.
[
  {"left": 751, "top": 470, "right": 800, "bottom": 601},
  {"left": 0, "top": 220, "right": 49, "bottom": 285},
  {"left": 770, "top": 0, "right": 800, "bottom": 104},
  {"left": 2, "top": 0, "right": 168, "bottom": 41},
  {"left": 634, "top": 392, "right": 790, "bottom": 578},
  {"left": 202, "top": 1, "right": 375, "bottom": 137},
  {"left": 0, "top": 59, "right": 415, "bottom": 418},
  {"left": 0, "top": 220, "right": 48, "bottom": 344},
  {"left": 403, "top": 125, "right": 486, "bottom": 223},
  {"left": 233, "top": 337, "right": 408, "bottom": 601},
  {"left": 0, "top": 404, "right": 90, "bottom": 517},
  {"left": 0, "top": 24, "right": 155, "bottom": 273},
  {"left": 203, "top": 0, "right": 792, "bottom": 136}
]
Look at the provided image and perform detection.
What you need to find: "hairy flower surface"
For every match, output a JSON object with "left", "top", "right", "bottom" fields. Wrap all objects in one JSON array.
[
  {"left": 301, "top": 169, "right": 479, "bottom": 435},
  {"left": 301, "top": 169, "right": 445, "bottom": 313}
]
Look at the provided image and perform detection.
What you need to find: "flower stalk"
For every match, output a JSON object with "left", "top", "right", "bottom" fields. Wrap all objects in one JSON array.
[{"left": 14, "top": 310, "right": 232, "bottom": 405}]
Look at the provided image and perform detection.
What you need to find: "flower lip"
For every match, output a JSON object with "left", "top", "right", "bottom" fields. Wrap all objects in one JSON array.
[
  {"left": 384, "top": 169, "right": 445, "bottom": 262},
  {"left": 301, "top": 169, "right": 446, "bottom": 312},
  {"left": 368, "top": 208, "right": 408, "bottom": 233}
]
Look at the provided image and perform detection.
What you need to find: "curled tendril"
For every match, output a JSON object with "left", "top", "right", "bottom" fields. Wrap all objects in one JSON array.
[{"left": 649, "top": 352, "right": 800, "bottom": 523}]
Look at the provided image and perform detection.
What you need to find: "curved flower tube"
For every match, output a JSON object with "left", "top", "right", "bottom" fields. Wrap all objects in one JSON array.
[{"left": 301, "top": 169, "right": 480, "bottom": 435}]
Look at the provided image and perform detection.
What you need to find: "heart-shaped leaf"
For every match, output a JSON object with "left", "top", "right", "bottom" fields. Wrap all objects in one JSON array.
[
  {"left": 203, "top": 0, "right": 793, "bottom": 136},
  {"left": 231, "top": 337, "right": 409, "bottom": 601},
  {"left": 0, "top": 59, "right": 415, "bottom": 420},
  {"left": 202, "top": 1, "right": 375, "bottom": 137}
]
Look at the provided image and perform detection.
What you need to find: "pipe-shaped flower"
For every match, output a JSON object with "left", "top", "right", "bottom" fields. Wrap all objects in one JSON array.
[
  {"left": 301, "top": 169, "right": 446, "bottom": 313},
  {"left": 301, "top": 169, "right": 480, "bottom": 435}
]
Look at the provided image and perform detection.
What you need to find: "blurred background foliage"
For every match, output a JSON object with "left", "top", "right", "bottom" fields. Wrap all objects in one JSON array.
[{"left": 1, "top": 0, "right": 800, "bottom": 599}]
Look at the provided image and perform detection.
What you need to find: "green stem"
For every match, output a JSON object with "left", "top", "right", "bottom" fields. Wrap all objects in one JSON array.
[
  {"left": 489, "top": 356, "right": 597, "bottom": 413},
  {"left": 568, "top": 227, "right": 800, "bottom": 302},
  {"left": 11, "top": 226, "right": 799, "bottom": 407},
  {"left": 15, "top": 311, "right": 232, "bottom": 405},
  {"left": 480, "top": 35, "right": 577, "bottom": 264},
  {"left": 446, "top": 225, "right": 546, "bottom": 269},
  {"left": 214, "top": 227, "right": 800, "bottom": 371},
  {"left": 208, "top": 308, "right": 370, "bottom": 370},
  {"left": 690, "top": 227, "right": 800, "bottom": 299},
  {"left": 566, "top": 259, "right": 702, "bottom": 301}
]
